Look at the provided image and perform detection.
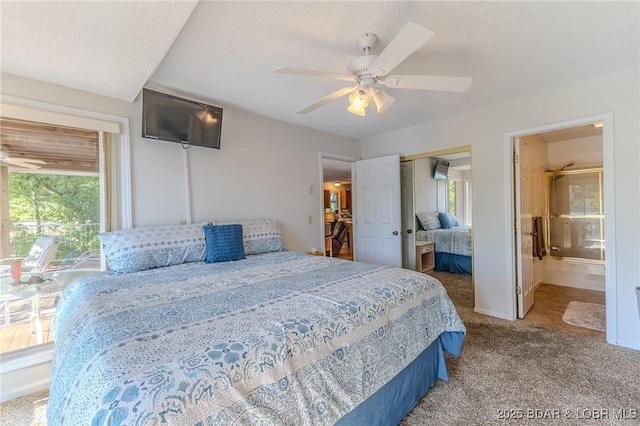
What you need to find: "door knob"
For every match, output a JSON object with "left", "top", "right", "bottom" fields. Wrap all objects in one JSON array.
[
  {"left": 407, "top": 229, "right": 413, "bottom": 234},
  {"left": 392, "top": 231, "right": 398, "bottom": 235}
]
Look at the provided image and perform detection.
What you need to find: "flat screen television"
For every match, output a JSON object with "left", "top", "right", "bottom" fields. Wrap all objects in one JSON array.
[
  {"left": 433, "top": 159, "right": 450, "bottom": 180},
  {"left": 142, "top": 88, "right": 223, "bottom": 149}
]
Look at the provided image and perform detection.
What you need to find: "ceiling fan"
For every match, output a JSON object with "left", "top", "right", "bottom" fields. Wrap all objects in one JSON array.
[
  {"left": 274, "top": 22, "right": 473, "bottom": 116},
  {"left": 0, "top": 150, "right": 46, "bottom": 170}
]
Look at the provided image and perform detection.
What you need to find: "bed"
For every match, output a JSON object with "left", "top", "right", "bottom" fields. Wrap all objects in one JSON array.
[
  {"left": 415, "top": 212, "right": 472, "bottom": 275},
  {"left": 47, "top": 220, "right": 465, "bottom": 425}
]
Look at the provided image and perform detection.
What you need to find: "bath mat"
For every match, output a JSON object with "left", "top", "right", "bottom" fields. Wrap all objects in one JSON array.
[{"left": 562, "top": 301, "right": 605, "bottom": 331}]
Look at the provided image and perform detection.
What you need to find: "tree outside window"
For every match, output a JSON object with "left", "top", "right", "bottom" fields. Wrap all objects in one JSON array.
[{"left": 448, "top": 180, "right": 456, "bottom": 215}]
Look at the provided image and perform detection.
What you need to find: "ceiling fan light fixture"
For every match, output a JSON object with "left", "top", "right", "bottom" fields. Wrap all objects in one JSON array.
[
  {"left": 347, "top": 104, "right": 366, "bottom": 116},
  {"left": 348, "top": 89, "right": 369, "bottom": 109},
  {"left": 373, "top": 89, "right": 395, "bottom": 113},
  {"left": 348, "top": 89, "right": 370, "bottom": 116}
]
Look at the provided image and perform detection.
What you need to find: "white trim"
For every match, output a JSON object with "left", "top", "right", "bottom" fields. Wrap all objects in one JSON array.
[
  {"left": 99, "top": 132, "right": 107, "bottom": 234},
  {"left": 503, "top": 134, "right": 518, "bottom": 320},
  {"left": 119, "top": 125, "right": 132, "bottom": 229},
  {"left": 601, "top": 112, "right": 616, "bottom": 346},
  {"left": 183, "top": 147, "right": 192, "bottom": 224},
  {"left": 504, "top": 112, "right": 617, "bottom": 343},
  {"left": 0, "top": 342, "right": 54, "bottom": 374},
  {"left": 0, "top": 103, "right": 120, "bottom": 133}
]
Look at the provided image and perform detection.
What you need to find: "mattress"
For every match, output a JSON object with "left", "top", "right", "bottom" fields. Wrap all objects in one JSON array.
[{"left": 48, "top": 251, "right": 465, "bottom": 425}]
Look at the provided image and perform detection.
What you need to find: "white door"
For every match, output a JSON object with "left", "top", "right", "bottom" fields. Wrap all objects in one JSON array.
[
  {"left": 354, "top": 154, "right": 402, "bottom": 267},
  {"left": 400, "top": 161, "right": 415, "bottom": 269},
  {"left": 514, "top": 138, "right": 534, "bottom": 318}
]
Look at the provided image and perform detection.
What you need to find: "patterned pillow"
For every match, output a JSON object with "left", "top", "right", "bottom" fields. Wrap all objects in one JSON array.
[
  {"left": 439, "top": 212, "right": 461, "bottom": 229},
  {"left": 415, "top": 212, "right": 441, "bottom": 231},
  {"left": 203, "top": 224, "right": 245, "bottom": 263},
  {"left": 99, "top": 222, "right": 210, "bottom": 274},
  {"left": 221, "top": 219, "right": 285, "bottom": 255}
]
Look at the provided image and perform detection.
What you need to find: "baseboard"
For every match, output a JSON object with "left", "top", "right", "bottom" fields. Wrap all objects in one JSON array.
[
  {"left": 614, "top": 338, "right": 640, "bottom": 351},
  {"left": 0, "top": 344, "right": 53, "bottom": 403},
  {"left": 474, "top": 307, "right": 513, "bottom": 320},
  {"left": 0, "top": 375, "right": 49, "bottom": 403}
]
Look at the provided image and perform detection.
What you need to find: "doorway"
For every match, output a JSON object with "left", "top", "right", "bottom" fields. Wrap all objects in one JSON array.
[
  {"left": 508, "top": 113, "right": 615, "bottom": 342},
  {"left": 320, "top": 154, "right": 355, "bottom": 260}
]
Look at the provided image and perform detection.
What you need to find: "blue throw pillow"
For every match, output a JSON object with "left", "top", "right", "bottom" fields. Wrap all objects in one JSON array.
[
  {"left": 203, "top": 224, "right": 245, "bottom": 263},
  {"left": 439, "top": 212, "right": 460, "bottom": 229}
]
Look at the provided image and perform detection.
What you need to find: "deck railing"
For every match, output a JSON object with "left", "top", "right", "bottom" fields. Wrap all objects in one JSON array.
[{"left": 9, "top": 222, "right": 101, "bottom": 263}]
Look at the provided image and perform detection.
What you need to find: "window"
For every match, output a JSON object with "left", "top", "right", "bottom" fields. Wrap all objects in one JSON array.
[
  {"left": 0, "top": 100, "right": 129, "bottom": 398},
  {"left": 330, "top": 192, "right": 338, "bottom": 212},
  {"left": 0, "top": 118, "right": 104, "bottom": 354},
  {"left": 546, "top": 168, "right": 604, "bottom": 262},
  {"left": 447, "top": 176, "right": 471, "bottom": 225},
  {"left": 0, "top": 109, "right": 130, "bottom": 357}
]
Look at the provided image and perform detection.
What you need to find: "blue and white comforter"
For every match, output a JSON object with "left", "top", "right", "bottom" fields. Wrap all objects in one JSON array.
[
  {"left": 48, "top": 251, "right": 465, "bottom": 425},
  {"left": 416, "top": 226, "right": 473, "bottom": 257}
]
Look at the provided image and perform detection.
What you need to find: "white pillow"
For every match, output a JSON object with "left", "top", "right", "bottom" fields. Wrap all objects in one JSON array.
[
  {"left": 219, "top": 219, "right": 285, "bottom": 255},
  {"left": 415, "top": 212, "right": 441, "bottom": 231},
  {"left": 99, "top": 222, "right": 211, "bottom": 274}
]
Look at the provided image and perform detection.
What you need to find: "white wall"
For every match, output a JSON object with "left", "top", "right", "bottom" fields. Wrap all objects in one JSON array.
[
  {"left": 547, "top": 135, "right": 603, "bottom": 169},
  {"left": 414, "top": 158, "right": 438, "bottom": 213},
  {"left": 1, "top": 73, "right": 360, "bottom": 254},
  {"left": 361, "top": 68, "right": 640, "bottom": 350}
]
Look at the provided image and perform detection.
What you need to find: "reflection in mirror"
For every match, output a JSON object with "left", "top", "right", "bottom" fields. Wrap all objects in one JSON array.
[{"left": 402, "top": 149, "right": 473, "bottom": 276}]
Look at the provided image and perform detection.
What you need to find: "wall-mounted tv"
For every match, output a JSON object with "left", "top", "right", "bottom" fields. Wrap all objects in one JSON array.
[
  {"left": 433, "top": 159, "right": 450, "bottom": 180},
  {"left": 142, "top": 88, "right": 223, "bottom": 149}
]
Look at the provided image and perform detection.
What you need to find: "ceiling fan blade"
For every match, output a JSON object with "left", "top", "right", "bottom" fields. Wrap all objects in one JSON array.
[
  {"left": 382, "top": 75, "right": 473, "bottom": 92},
  {"left": 369, "top": 22, "right": 434, "bottom": 77},
  {"left": 297, "top": 86, "right": 357, "bottom": 114},
  {"left": 2, "top": 159, "right": 42, "bottom": 170},
  {"left": 274, "top": 67, "right": 355, "bottom": 82}
]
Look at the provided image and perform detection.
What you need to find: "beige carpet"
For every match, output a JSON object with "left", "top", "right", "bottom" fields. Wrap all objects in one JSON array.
[
  {"left": 2, "top": 271, "right": 639, "bottom": 425},
  {"left": 562, "top": 301, "right": 606, "bottom": 332}
]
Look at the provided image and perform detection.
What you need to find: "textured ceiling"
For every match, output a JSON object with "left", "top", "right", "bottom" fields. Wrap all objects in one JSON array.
[
  {"left": 0, "top": 1, "right": 198, "bottom": 102},
  {"left": 1, "top": 1, "right": 638, "bottom": 140}
]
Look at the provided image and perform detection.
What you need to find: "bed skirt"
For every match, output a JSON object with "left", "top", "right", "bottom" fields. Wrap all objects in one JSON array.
[
  {"left": 435, "top": 253, "right": 472, "bottom": 275},
  {"left": 335, "top": 331, "right": 465, "bottom": 425}
]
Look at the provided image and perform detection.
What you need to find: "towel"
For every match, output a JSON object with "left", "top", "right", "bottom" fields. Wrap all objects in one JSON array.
[{"left": 532, "top": 216, "right": 547, "bottom": 260}]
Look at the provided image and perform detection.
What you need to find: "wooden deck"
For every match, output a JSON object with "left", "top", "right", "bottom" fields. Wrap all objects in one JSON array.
[{"left": 0, "top": 316, "right": 54, "bottom": 353}]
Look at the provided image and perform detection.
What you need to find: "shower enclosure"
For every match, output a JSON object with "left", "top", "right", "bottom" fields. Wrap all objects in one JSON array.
[{"left": 545, "top": 167, "right": 604, "bottom": 262}]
